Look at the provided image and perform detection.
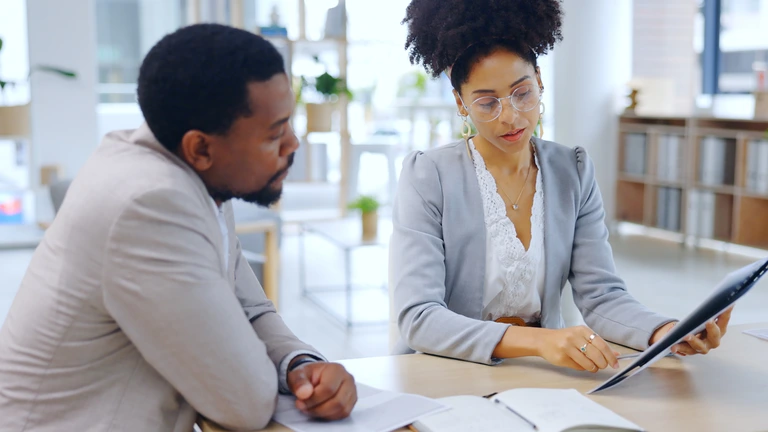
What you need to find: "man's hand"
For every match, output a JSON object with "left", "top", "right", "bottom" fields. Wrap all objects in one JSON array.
[{"left": 286, "top": 361, "right": 357, "bottom": 421}]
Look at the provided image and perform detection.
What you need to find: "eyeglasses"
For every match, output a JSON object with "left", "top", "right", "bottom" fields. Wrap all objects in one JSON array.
[{"left": 462, "top": 84, "right": 542, "bottom": 123}]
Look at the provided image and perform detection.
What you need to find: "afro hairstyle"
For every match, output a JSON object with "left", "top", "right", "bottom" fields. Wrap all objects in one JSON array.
[{"left": 402, "top": 0, "right": 563, "bottom": 91}]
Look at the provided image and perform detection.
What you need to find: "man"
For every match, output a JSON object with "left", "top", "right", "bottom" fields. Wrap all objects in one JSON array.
[{"left": 0, "top": 24, "right": 357, "bottom": 431}]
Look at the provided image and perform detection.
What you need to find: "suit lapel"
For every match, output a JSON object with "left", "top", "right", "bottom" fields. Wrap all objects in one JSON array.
[
  {"left": 537, "top": 139, "right": 565, "bottom": 328},
  {"left": 456, "top": 140, "right": 488, "bottom": 319}
]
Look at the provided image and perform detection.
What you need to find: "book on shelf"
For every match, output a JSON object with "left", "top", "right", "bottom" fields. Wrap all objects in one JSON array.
[
  {"left": 746, "top": 140, "right": 768, "bottom": 194},
  {"left": 756, "top": 140, "right": 768, "bottom": 195},
  {"left": 656, "top": 187, "right": 681, "bottom": 231},
  {"left": 656, "top": 187, "right": 668, "bottom": 229},
  {"left": 623, "top": 133, "right": 647, "bottom": 177},
  {"left": 699, "top": 191, "right": 716, "bottom": 239},
  {"left": 747, "top": 140, "right": 760, "bottom": 192},
  {"left": 667, "top": 188, "right": 681, "bottom": 232},
  {"left": 686, "top": 189, "right": 699, "bottom": 237},
  {"left": 657, "top": 134, "right": 681, "bottom": 182},
  {"left": 699, "top": 136, "right": 736, "bottom": 187},
  {"left": 686, "top": 189, "right": 722, "bottom": 240},
  {"left": 723, "top": 139, "right": 737, "bottom": 186}
]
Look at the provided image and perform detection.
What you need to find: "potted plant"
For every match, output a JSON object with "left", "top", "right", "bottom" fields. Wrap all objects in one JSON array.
[
  {"left": 302, "top": 64, "right": 352, "bottom": 133},
  {"left": 0, "top": 36, "right": 77, "bottom": 137},
  {"left": 348, "top": 195, "right": 380, "bottom": 241}
]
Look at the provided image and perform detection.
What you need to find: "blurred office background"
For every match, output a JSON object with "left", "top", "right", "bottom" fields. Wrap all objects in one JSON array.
[{"left": 1, "top": 0, "right": 767, "bottom": 360}]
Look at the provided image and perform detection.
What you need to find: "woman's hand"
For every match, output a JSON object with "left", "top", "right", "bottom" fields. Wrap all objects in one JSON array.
[
  {"left": 650, "top": 307, "right": 733, "bottom": 356},
  {"left": 536, "top": 326, "right": 620, "bottom": 373}
]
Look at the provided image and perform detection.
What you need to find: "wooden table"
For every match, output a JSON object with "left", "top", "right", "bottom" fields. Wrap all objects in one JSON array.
[{"left": 201, "top": 322, "right": 768, "bottom": 432}]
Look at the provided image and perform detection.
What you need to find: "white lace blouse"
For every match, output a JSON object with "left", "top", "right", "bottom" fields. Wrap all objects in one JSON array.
[{"left": 469, "top": 139, "right": 546, "bottom": 324}]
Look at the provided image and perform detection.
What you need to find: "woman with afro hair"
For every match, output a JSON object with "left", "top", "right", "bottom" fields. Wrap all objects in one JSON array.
[{"left": 389, "top": 0, "right": 732, "bottom": 371}]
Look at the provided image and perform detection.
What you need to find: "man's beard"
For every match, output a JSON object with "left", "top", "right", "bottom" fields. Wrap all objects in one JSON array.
[{"left": 209, "top": 153, "right": 294, "bottom": 207}]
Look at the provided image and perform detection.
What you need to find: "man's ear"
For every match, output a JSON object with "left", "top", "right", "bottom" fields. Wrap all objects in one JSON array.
[{"left": 179, "top": 130, "right": 214, "bottom": 172}]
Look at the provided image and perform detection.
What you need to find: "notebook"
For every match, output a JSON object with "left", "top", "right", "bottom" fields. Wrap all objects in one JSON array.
[{"left": 411, "top": 388, "right": 643, "bottom": 432}]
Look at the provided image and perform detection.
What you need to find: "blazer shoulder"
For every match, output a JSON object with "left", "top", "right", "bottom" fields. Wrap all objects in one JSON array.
[
  {"left": 72, "top": 132, "right": 210, "bottom": 226},
  {"left": 535, "top": 138, "right": 595, "bottom": 186}
]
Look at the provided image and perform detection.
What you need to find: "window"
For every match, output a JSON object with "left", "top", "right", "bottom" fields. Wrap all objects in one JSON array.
[
  {"left": 96, "top": 0, "right": 188, "bottom": 103},
  {"left": 699, "top": 0, "right": 768, "bottom": 94},
  {"left": 720, "top": 0, "right": 767, "bottom": 92}
]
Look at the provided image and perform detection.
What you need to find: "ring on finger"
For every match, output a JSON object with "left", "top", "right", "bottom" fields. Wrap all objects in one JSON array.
[
  {"left": 588, "top": 333, "right": 597, "bottom": 344},
  {"left": 580, "top": 343, "right": 588, "bottom": 353}
]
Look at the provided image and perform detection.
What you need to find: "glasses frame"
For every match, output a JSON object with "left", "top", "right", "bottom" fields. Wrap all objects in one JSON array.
[{"left": 459, "top": 85, "right": 544, "bottom": 123}]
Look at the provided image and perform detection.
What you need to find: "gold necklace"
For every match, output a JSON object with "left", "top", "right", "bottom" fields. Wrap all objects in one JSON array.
[{"left": 496, "top": 142, "right": 535, "bottom": 211}]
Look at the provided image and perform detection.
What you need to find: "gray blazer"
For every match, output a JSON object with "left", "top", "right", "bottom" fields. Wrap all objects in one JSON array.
[
  {"left": 390, "top": 138, "right": 674, "bottom": 365},
  {"left": 0, "top": 124, "right": 318, "bottom": 432}
]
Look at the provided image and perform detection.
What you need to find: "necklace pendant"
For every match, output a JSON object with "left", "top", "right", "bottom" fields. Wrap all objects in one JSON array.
[{"left": 512, "top": 204, "right": 519, "bottom": 210}]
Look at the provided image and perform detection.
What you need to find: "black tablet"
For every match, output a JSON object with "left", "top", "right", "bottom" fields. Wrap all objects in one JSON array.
[{"left": 588, "top": 257, "right": 768, "bottom": 394}]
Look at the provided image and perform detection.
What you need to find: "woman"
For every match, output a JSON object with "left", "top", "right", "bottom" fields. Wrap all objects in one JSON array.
[{"left": 390, "top": 0, "right": 731, "bottom": 372}]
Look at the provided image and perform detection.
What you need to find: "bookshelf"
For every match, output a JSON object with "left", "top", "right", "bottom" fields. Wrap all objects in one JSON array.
[
  {"left": 617, "top": 115, "right": 768, "bottom": 249},
  {"left": 229, "top": 0, "right": 352, "bottom": 214}
]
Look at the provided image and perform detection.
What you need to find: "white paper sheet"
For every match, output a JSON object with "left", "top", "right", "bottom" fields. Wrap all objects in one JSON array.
[
  {"left": 744, "top": 328, "right": 768, "bottom": 342},
  {"left": 273, "top": 383, "right": 448, "bottom": 432},
  {"left": 412, "top": 395, "right": 533, "bottom": 432}
]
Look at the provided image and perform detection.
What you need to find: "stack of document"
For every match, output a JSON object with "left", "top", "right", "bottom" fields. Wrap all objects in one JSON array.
[{"left": 273, "top": 383, "right": 448, "bottom": 432}]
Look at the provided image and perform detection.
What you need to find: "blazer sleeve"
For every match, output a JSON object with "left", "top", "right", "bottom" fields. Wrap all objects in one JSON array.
[
  {"left": 101, "top": 188, "right": 277, "bottom": 431},
  {"left": 230, "top": 231, "right": 325, "bottom": 394},
  {"left": 391, "top": 151, "right": 510, "bottom": 365},
  {"left": 569, "top": 147, "right": 676, "bottom": 350}
]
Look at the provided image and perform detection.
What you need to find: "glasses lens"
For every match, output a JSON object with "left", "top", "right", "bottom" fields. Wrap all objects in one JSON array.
[
  {"left": 469, "top": 97, "right": 501, "bottom": 123},
  {"left": 511, "top": 85, "right": 540, "bottom": 112}
]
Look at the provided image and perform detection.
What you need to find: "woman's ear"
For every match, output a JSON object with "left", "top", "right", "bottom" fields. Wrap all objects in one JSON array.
[
  {"left": 453, "top": 89, "right": 468, "bottom": 116},
  {"left": 535, "top": 66, "right": 544, "bottom": 91}
]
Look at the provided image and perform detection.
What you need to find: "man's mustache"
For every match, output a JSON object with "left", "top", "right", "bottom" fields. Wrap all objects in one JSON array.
[{"left": 267, "top": 152, "right": 295, "bottom": 184}]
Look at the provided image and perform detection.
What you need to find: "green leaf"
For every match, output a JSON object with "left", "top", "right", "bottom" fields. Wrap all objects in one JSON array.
[
  {"left": 34, "top": 65, "right": 77, "bottom": 79},
  {"left": 347, "top": 195, "right": 380, "bottom": 213},
  {"left": 0, "top": 37, "right": 4, "bottom": 53},
  {"left": 315, "top": 72, "right": 339, "bottom": 97}
]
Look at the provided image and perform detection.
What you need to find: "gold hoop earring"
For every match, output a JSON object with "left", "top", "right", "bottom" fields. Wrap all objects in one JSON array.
[
  {"left": 461, "top": 115, "right": 473, "bottom": 158},
  {"left": 461, "top": 116, "right": 472, "bottom": 140},
  {"left": 537, "top": 102, "right": 546, "bottom": 139}
]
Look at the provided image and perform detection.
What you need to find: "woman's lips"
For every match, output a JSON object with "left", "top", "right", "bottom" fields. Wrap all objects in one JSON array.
[{"left": 500, "top": 128, "right": 525, "bottom": 142}]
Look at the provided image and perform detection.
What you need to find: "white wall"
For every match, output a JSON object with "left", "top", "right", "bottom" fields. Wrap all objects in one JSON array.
[
  {"left": 139, "top": 0, "right": 183, "bottom": 55},
  {"left": 27, "top": 0, "right": 99, "bottom": 221},
  {"left": 633, "top": 0, "right": 698, "bottom": 115},
  {"left": 552, "top": 0, "right": 633, "bottom": 224},
  {"left": 0, "top": 0, "right": 30, "bottom": 192},
  {"left": 0, "top": 0, "right": 30, "bottom": 105}
]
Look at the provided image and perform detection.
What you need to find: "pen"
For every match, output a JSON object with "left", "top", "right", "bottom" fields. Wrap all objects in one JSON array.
[
  {"left": 617, "top": 352, "right": 676, "bottom": 360},
  {"left": 494, "top": 398, "right": 538, "bottom": 430}
]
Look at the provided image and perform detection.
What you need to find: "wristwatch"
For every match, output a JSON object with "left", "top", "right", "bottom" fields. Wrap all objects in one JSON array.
[{"left": 288, "top": 355, "right": 319, "bottom": 372}]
